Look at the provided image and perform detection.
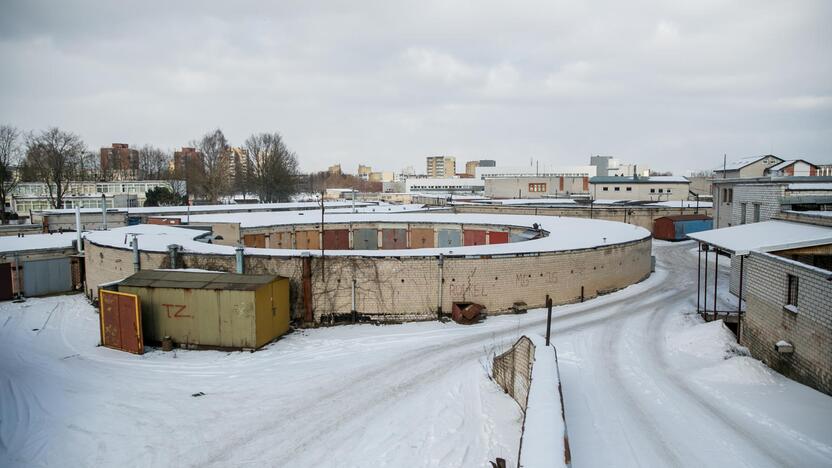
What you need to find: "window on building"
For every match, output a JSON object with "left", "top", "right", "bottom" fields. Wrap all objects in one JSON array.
[
  {"left": 602, "top": 187, "right": 609, "bottom": 191},
  {"left": 667, "top": 189, "right": 672, "bottom": 194},
  {"left": 753, "top": 203, "right": 761, "bottom": 223},
  {"left": 786, "top": 274, "right": 799, "bottom": 310},
  {"left": 658, "top": 188, "right": 664, "bottom": 193},
  {"left": 626, "top": 187, "right": 632, "bottom": 191},
  {"left": 650, "top": 188, "right": 656, "bottom": 193},
  {"left": 614, "top": 187, "right": 620, "bottom": 192},
  {"left": 528, "top": 183, "right": 547, "bottom": 193},
  {"left": 740, "top": 203, "right": 747, "bottom": 224},
  {"left": 728, "top": 188, "right": 733, "bottom": 203}
]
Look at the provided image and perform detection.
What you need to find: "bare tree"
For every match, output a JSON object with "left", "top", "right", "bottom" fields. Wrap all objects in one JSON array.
[
  {"left": 138, "top": 145, "right": 171, "bottom": 180},
  {"left": 23, "top": 128, "right": 86, "bottom": 209},
  {"left": 194, "top": 129, "right": 230, "bottom": 202},
  {"left": 244, "top": 132, "right": 300, "bottom": 202},
  {"left": 0, "top": 125, "right": 22, "bottom": 223}
]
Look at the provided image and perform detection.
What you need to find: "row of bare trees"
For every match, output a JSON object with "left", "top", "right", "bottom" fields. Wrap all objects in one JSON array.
[{"left": 0, "top": 125, "right": 302, "bottom": 219}]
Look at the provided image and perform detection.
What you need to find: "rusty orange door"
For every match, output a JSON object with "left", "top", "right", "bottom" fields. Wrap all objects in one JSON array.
[
  {"left": 100, "top": 290, "right": 144, "bottom": 354},
  {"left": 410, "top": 228, "right": 434, "bottom": 248},
  {"left": 463, "top": 229, "right": 487, "bottom": 246},
  {"left": 323, "top": 229, "right": 350, "bottom": 249},
  {"left": 243, "top": 233, "right": 266, "bottom": 248}
]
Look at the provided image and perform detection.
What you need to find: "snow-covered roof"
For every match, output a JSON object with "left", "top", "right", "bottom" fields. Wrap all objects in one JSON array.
[
  {"left": 647, "top": 200, "right": 714, "bottom": 208},
  {"left": 590, "top": 176, "right": 688, "bottom": 184},
  {"left": 688, "top": 220, "right": 832, "bottom": 255},
  {"left": 714, "top": 155, "right": 781, "bottom": 172},
  {"left": 0, "top": 232, "right": 82, "bottom": 254},
  {"left": 85, "top": 213, "right": 650, "bottom": 258},
  {"left": 787, "top": 183, "right": 832, "bottom": 191},
  {"left": 39, "top": 201, "right": 371, "bottom": 216},
  {"left": 768, "top": 159, "right": 816, "bottom": 171},
  {"left": 476, "top": 198, "right": 578, "bottom": 206}
]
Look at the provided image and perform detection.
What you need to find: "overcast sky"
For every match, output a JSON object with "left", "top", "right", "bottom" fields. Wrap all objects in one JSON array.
[{"left": 1, "top": 0, "right": 830, "bottom": 174}]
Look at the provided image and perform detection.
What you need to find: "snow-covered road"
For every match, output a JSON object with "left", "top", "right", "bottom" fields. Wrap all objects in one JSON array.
[{"left": 1, "top": 241, "right": 831, "bottom": 467}]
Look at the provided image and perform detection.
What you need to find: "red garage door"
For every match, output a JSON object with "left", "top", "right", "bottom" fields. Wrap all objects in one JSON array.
[
  {"left": 463, "top": 230, "right": 487, "bottom": 246},
  {"left": 100, "top": 290, "right": 144, "bottom": 355},
  {"left": 323, "top": 229, "right": 350, "bottom": 249},
  {"left": 489, "top": 231, "right": 509, "bottom": 244}
]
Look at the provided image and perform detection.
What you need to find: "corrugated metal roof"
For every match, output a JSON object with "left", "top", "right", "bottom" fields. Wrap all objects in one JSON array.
[{"left": 120, "top": 270, "right": 279, "bottom": 291}]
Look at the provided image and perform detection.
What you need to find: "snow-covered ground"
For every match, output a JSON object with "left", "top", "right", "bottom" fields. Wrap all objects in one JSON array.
[{"left": 1, "top": 242, "right": 831, "bottom": 467}]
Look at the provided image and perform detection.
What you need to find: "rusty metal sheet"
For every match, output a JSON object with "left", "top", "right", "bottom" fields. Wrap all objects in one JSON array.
[
  {"left": 410, "top": 228, "right": 435, "bottom": 248},
  {"left": 463, "top": 229, "right": 487, "bottom": 246},
  {"left": 323, "top": 229, "right": 350, "bottom": 250},
  {"left": 353, "top": 228, "right": 378, "bottom": 250},
  {"left": 242, "top": 233, "right": 266, "bottom": 248},
  {"left": 381, "top": 228, "right": 407, "bottom": 249},
  {"left": 0, "top": 263, "right": 12, "bottom": 300},
  {"left": 100, "top": 290, "right": 143, "bottom": 354},
  {"left": 269, "top": 231, "right": 293, "bottom": 249},
  {"left": 295, "top": 230, "right": 320, "bottom": 250},
  {"left": 452, "top": 302, "right": 484, "bottom": 324},
  {"left": 488, "top": 231, "right": 509, "bottom": 244},
  {"left": 437, "top": 229, "right": 461, "bottom": 247}
]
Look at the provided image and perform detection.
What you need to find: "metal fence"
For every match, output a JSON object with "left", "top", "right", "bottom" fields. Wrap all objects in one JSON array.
[{"left": 492, "top": 336, "right": 535, "bottom": 411}]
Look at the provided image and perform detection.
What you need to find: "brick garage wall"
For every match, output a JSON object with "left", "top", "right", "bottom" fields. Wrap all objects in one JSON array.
[
  {"left": 742, "top": 251, "right": 832, "bottom": 396},
  {"left": 85, "top": 237, "right": 652, "bottom": 324},
  {"left": 730, "top": 183, "right": 784, "bottom": 226}
]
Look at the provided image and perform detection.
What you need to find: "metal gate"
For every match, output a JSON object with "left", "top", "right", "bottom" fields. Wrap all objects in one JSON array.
[
  {"left": 0, "top": 263, "right": 13, "bottom": 300},
  {"left": 100, "top": 290, "right": 144, "bottom": 354},
  {"left": 22, "top": 257, "right": 72, "bottom": 297}
]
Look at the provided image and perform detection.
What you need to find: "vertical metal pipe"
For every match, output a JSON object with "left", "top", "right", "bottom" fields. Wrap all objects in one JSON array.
[
  {"left": 713, "top": 249, "right": 719, "bottom": 321},
  {"left": 352, "top": 190, "right": 356, "bottom": 213},
  {"left": 75, "top": 205, "right": 83, "bottom": 254},
  {"left": 703, "top": 247, "right": 709, "bottom": 315},
  {"left": 437, "top": 254, "right": 444, "bottom": 319},
  {"left": 168, "top": 244, "right": 178, "bottom": 269},
  {"left": 738, "top": 255, "right": 744, "bottom": 314},
  {"left": 101, "top": 194, "right": 107, "bottom": 230},
  {"left": 351, "top": 278, "right": 356, "bottom": 314},
  {"left": 14, "top": 255, "right": 22, "bottom": 298},
  {"left": 545, "top": 295, "right": 552, "bottom": 346},
  {"left": 131, "top": 235, "right": 140, "bottom": 272},
  {"left": 697, "top": 242, "right": 701, "bottom": 312},
  {"left": 235, "top": 245, "right": 244, "bottom": 274}
]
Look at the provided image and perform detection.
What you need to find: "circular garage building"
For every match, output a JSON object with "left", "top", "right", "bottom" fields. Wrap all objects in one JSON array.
[{"left": 84, "top": 212, "right": 652, "bottom": 325}]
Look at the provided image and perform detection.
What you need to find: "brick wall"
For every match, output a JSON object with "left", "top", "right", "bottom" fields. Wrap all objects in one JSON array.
[
  {"left": 731, "top": 183, "right": 784, "bottom": 226},
  {"left": 742, "top": 251, "right": 832, "bottom": 396}
]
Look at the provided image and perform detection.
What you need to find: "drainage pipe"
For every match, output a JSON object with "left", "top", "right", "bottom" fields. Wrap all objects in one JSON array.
[
  {"left": 101, "top": 194, "right": 107, "bottom": 230},
  {"left": 168, "top": 244, "right": 181, "bottom": 269},
  {"left": 131, "top": 235, "right": 140, "bottom": 272},
  {"left": 437, "top": 254, "right": 444, "bottom": 319},
  {"left": 235, "top": 245, "right": 245, "bottom": 274},
  {"left": 75, "top": 205, "right": 83, "bottom": 254}
]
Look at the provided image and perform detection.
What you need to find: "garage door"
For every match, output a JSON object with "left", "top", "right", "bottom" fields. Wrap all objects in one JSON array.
[
  {"left": 22, "top": 257, "right": 72, "bottom": 297},
  {"left": 100, "top": 290, "right": 144, "bottom": 354}
]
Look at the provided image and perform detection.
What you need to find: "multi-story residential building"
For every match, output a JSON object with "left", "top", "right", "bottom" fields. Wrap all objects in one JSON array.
[
  {"left": 328, "top": 164, "right": 342, "bottom": 175},
  {"left": 713, "top": 155, "right": 783, "bottom": 179},
  {"left": 589, "top": 175, "right": 690, "bottom": 201},
  {"left": 100, "top": 143, "right": 140, "bottom": 180},
  {"left": 426, "top": 156, "right": 456, "bottom": 178},
  {"left": 173, "top": 147, "right": 204, "bottom": 175},
  {"left": 368, "top": 171, "right": 394, "bottom": 182},
  {"left": 465, "top": 160, "right": 479, "bottom": 176},
  {"left": 357, "top": 165, "right": 373, "bottom": 180},
  {"left": 818, "top": 164, "right": 832, "bottom": 177}
]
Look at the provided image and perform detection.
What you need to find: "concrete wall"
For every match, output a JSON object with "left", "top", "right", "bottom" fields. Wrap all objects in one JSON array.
[
  {"left": 84, "top": 235, "right": 652, "bottom": 325},
  {"left": 484, "top": 176, "right": 587, "bottom": 198},
  {"left": 742, "top": 251, "right": 832, "bottom": 396},
  {"left": 591, "top": 182, "right": 688, "bottom": 201}
]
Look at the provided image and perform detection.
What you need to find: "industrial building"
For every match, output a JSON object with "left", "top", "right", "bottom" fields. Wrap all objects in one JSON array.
[
  {"left": 711, "top": 176, "right": 832, "bottom": 228},
  {"left": 589, "top": 175, "right": 690, "bottom": 201}
]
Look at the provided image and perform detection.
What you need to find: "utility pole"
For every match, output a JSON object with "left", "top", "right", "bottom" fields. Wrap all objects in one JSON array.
[{"left": 320, "top": 190, "right": 325, "bottom": 282}]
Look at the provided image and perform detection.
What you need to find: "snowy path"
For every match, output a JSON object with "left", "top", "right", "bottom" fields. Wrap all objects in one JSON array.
[{"left": 1, "top": 242, "right": 832, "bottom": 467}]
